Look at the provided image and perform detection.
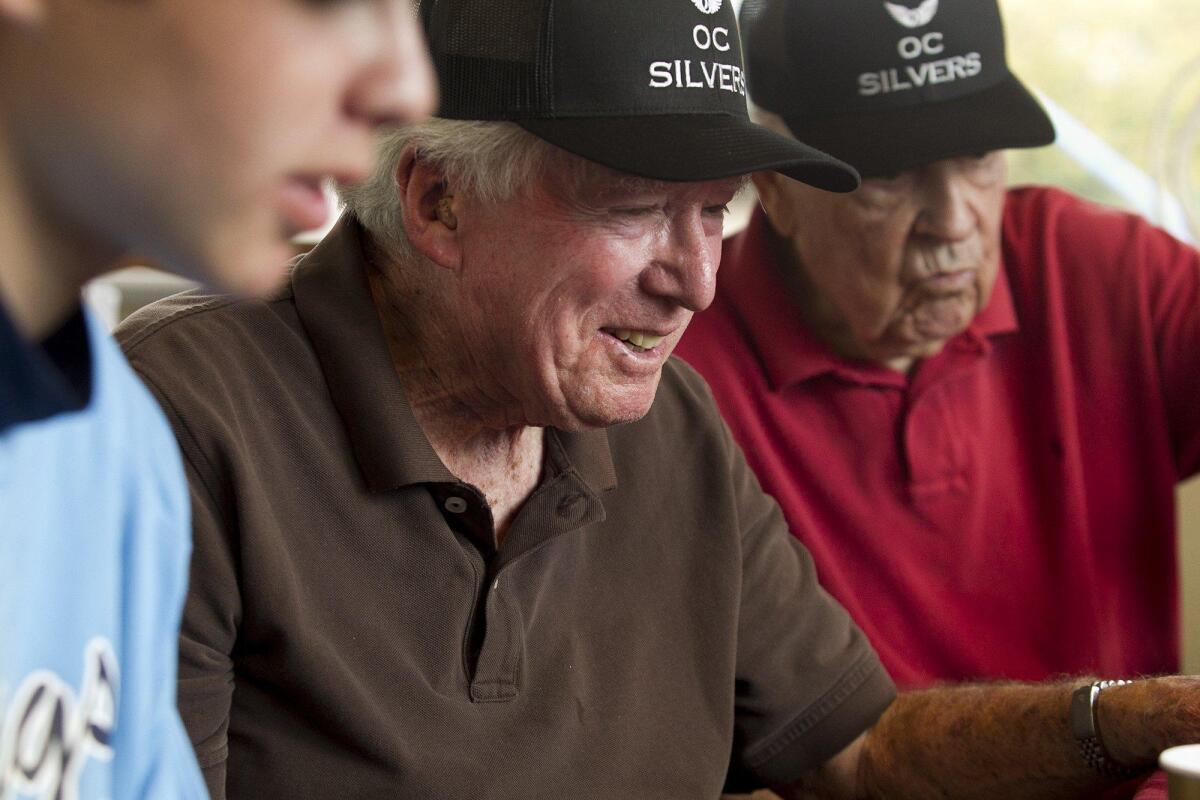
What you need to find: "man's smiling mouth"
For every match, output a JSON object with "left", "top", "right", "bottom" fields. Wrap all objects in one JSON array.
[{"left": 605, "top": 328, "right": 667, "bottom": 352}]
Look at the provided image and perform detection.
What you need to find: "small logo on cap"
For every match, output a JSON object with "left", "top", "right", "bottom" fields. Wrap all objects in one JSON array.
[
  {"left": 884, "top": 0, "right": 938, "bottom": 28},
  {"left": 691, "top": 0, "right": 723, "bottom": 14}
]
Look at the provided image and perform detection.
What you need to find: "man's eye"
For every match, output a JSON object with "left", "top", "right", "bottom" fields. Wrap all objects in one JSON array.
[
  {"left": 614, "top": 206, "right": 658, "bottom": 217},
  {"left": 704, "top": 204, "right": 731, "bottom": 216}
]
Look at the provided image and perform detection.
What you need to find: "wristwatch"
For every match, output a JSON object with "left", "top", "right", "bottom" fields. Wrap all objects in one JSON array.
[{"left": 1070, "top": 679, "right": 1139, "bottom": 778}]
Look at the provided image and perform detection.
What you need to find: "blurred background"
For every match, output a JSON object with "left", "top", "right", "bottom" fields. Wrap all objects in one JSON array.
[
  {"left": 987, "top": 0, "right": 1200, "bottom": 673},
  {"left": 91, "top": 0, "right": 1200, "bottom": 669},
  {"left": 1004, "top": 0, "right": 1199, "bottom": 239}
]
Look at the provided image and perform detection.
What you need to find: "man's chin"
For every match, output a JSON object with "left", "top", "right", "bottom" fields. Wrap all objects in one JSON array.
[
  {"left": 558, "top": 388, "right": 660, "bottom": 431},
  {"left": 887, "top": 299, "right": 976, "bottom": 356},
  {"left": 911, "top": 295, "right": 976, "bottom": 333}
]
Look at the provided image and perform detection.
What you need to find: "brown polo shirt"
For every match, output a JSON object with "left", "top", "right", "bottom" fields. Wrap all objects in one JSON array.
[{"left": 116, "top": 217, "right": 894, "bottom": 799}]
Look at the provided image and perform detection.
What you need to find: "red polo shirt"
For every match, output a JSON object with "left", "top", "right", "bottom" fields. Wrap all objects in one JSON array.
[{"left": 677, "top": 187, "right": 1200, "bottom": 688}]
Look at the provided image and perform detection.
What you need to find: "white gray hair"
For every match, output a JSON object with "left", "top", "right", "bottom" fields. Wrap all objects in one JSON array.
[
  {"left": 340, "top": 117, "right": 754, "bottom": 262},
  {"left": 339, "top": 119, "right": 566, "bottom": 261}
]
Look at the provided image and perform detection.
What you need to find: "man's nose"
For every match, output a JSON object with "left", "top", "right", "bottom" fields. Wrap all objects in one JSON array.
[
  {"left": 346, "top": 2, "right": 438, "bottom": 129},
  {"left": 640, "top": 212, "right": 719, "bottom": 313},
  {"left": 914, "top": 171, "right": 976, "bottom": 241}
]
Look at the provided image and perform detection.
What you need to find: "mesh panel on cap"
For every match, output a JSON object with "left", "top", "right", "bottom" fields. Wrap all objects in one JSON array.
[
  {"left": 421, "top": 0, "right": 555, "bottom": 119},
  {"left": 418, "top": 0, "right": 860, "bottom": 188},
  {"left": 738, "top": 0, "right": 797, "bottom": 115}
]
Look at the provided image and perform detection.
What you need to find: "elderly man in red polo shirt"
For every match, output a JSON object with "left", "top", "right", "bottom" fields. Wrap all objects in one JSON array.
[{"left": 678, "top": 0, "right": 1199, "bottom": 795}]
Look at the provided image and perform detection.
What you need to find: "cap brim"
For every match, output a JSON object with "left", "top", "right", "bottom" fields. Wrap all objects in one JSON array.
[
  {"left": 519, "top": 113, "right": 860, "bottom": 192},
  {"left": 782, "top": 75, "right": 1055, "bottom": 178}
]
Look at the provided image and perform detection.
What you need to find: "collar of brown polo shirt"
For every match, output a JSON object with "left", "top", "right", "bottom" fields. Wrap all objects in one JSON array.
[{"left": 291, "top": 216, "right": 619, "bottom": 556}]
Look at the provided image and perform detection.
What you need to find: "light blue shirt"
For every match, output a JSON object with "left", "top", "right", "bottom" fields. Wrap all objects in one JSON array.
[{"left": 0, "top": 309, "right": 206, "bottom": 799}]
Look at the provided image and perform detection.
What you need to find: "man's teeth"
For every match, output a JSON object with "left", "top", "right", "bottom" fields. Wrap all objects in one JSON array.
[{"left": 612, "top": 329, "right": 665, "bottom": 350}]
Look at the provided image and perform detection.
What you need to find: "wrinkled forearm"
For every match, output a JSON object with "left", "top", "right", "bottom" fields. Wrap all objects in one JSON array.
[
  {"left": 774, "top": 682, "right": 1097, "bottom": 800},
  {"left": 776, "top": 677, "right": 1200, "bottom": 800},
  {"left": 1097, "top": 677, "right": 1200, "bottom": 768},
  {"left": 854, "top": 681, "right": 1106, "bottom": 800}
]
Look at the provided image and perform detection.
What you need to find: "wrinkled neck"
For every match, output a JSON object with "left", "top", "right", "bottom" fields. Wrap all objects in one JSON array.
[{"left": 365, "top": 253, "right": 546, "bottom": 539}]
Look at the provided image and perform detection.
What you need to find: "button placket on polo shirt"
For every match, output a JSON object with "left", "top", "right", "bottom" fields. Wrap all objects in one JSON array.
[
  {"left": 493, "top": 471, "right": 604, "bottom": 571},
  {"left": 469, "top": 577, "right": 523, "bottom": 702},
  {"left": 464, "top": 469, "right": 604, "bottom": 703},
  {"left": 427, "top": 481, "right": 510, "bottom": 698},
  {"left": 902, "top": 339, "right": 988, "bottom": 533},
  {"left": 431, "top": 482, "right": 496, "bottom": 556}
]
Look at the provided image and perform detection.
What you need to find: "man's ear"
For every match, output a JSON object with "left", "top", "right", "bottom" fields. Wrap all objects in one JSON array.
[
  {"left": 752, "top": 171, "right": 800, "bottom": 240},
  {"left": 396, "top": 150, "right": 461, "bottom": 271},
  {"left": 0, "top": 0, "right": 44, "bottom": 26}
]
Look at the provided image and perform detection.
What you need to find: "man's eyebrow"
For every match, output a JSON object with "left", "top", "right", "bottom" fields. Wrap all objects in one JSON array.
[
  {"left": 590, "top": 174, "right": 674, "bottom": 196},
  {"left": 548, "top": 161, "right": 750, "bottom": 212}
]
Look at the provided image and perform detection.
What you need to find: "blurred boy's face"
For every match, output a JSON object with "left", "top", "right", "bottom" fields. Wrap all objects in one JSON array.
[{"left": 0, "top": 0, "right": 436, "bottom": 295}]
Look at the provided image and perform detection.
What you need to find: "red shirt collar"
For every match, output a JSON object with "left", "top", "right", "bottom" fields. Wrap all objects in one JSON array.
[{"left": 720, "top": 208, "right": 1018, "bottom": 391}]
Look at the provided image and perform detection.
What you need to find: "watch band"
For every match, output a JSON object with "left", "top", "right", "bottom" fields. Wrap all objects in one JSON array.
[{"left": 1070, "top": 679, "right": 1139, "bottom": 778}]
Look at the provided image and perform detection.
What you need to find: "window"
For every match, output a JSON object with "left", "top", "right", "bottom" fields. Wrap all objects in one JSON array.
[{"left": 1003, "top": 0, "right": 1198, "bottom": 242}]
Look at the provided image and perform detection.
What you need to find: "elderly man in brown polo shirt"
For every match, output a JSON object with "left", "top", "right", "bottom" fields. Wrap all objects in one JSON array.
[{"left": 116, "top": 1, "right": 1200, "bottom": 798}]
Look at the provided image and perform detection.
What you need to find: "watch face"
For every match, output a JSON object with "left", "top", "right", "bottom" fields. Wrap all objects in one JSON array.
[
  {"left": 1070, "top": 683, "right": 1100, "bottom": 739},
  {"left": 1069, "top": 681, "right": 1140, "bottom": 778}
]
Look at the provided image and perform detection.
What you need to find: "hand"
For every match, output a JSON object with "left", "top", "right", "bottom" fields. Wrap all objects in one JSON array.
[{"left": 1098, "top": 677, "right": 1200, "bottom": 768}]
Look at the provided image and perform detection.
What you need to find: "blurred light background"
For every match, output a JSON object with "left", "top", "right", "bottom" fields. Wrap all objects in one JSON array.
[{"left": 999, "top": 0, "right": 1200, "bottom": 672}]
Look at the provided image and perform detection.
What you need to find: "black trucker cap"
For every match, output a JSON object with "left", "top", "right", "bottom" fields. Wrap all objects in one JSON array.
[
  {"left": 740, "top": 0, "right": 1056, "bottom": 178},
  {"left": 418, "top": 0, "right": 860, "bottom": 192}
]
